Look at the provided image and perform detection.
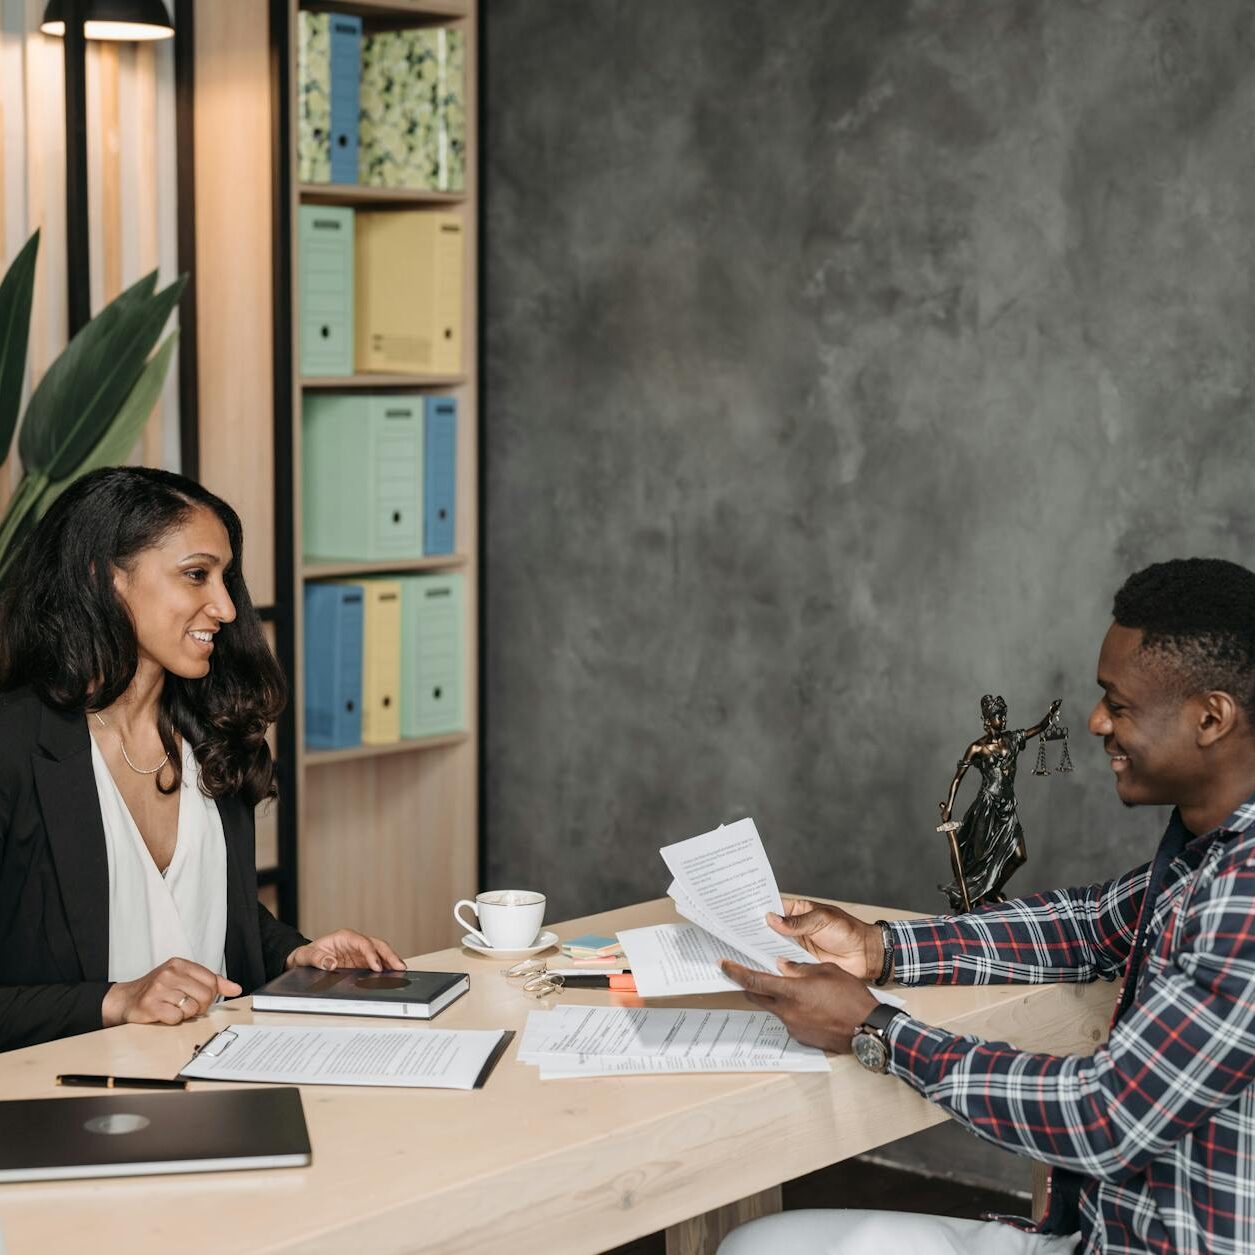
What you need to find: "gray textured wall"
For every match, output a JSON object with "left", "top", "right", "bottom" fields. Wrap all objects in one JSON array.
[{"left": 483, "top": 0, "right": 1255, "bottom": 1187}]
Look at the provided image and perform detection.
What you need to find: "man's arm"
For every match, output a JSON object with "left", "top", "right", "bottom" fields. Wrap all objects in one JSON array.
[
  {"left": 891, "top": 862, "right": 1149, "bottom": 986},
  {"left": 886, "top": 856, "right": 1255, "bottom": 1178}
]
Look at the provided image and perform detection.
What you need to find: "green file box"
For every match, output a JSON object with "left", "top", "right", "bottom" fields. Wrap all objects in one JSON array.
[
  {"left": 298, "top": 205, "right": 354, "bottom": 377},
  {"left": 397, "top": 572, "right": 464, "bottom": 737},
  {"left": 302, "top": 393, "right": 424, "bottom": 561}
]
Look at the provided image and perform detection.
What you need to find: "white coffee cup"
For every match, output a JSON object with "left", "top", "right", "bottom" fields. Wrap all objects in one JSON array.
[{"left": 453, "top": 890, "right": 546, "bottom": 951}]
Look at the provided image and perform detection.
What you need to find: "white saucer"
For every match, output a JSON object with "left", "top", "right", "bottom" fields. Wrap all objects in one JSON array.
[{"left": 460, "top": 929, "right": 559, "bottom": 959}]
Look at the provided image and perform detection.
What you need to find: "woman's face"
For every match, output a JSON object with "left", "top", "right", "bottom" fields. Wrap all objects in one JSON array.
[
  {"left": 111, "top": 506, "right": 237, "bottom": 680},
  {"left": 984, "top": 711, "right": 1006, "bottom": 733}
]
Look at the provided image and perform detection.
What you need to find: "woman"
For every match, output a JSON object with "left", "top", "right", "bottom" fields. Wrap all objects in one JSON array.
[
  {"left": 937, "top": 694, "right": 1061, "bottom": 913},
  {"left": 0, "top": 466, "right": 403, "bottom": 1052}
]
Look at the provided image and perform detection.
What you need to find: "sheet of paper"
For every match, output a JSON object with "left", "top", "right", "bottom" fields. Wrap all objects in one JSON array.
[
  {"left": 537, "top": 1053, "right": 831, "bottom": 1078},
  {"left": 178, "top": 1024, "right": 506, "bottom": 1089},
  {"left": 518, "top": 1004, "right": 831, "bottom": 1076},
  {"left": 617, "top": 922, "right": 758, "bottom": 995},
  {"left": 660, "top": 818, "right": 816, "bottom": 969},
  {"left": 518, "top": 1004, "right": 815, "bottom": 1061}
]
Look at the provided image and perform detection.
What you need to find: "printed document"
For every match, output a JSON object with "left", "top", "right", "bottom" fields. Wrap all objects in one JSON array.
[
  {"left": 517, "top": 1004, "right": 830, "bottom": 1077},
  {"left": 619, "top": 817, "right": 904, "bottom": 1005},
  {"left": 617, "top": 818, "right": 813, "bottom": 995},
  {"left": 179, "top": 1024, "right": 508, "bottom": 1089}
]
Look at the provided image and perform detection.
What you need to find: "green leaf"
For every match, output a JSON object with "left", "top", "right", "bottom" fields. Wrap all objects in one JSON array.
[
  {"left": 36, "top": 332, "right": 178, "bottom": 516},
  {"left": 0, "top": 231, "right": 39, "bottom": 466},
  {"left": 19, "top": 270, "right": 186, "bottom": 479},
  {"left": 0, "top": 470, "right": 48, "bottom": 562}
]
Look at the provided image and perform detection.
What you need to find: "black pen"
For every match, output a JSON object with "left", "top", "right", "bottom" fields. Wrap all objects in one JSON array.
[{"left": 57, "top": 1074, "right": 187, "bottom": 1090}]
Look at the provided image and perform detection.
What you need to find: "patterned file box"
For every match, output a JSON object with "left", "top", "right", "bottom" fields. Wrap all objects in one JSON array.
[
  {"left": 298, "top": 205, "right": 355, "bottom": 377},
  {"left": 359, "top": 27, "right": 465, "bottom": 192},
  {"left": 397, "top": 573, "right": 464, "bottom": 737},
  {"left": 297, "top": 11, "right": 362, "bottom": 186},
  {"left": 302, "top": 393, "right": 423, "bottom": 562},
  {"left": 304, "top": 583, "right": 364, "bottom": 750}
]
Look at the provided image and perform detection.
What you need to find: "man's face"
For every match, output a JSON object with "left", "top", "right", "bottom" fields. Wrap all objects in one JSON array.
[{"left": 1088, "top": 623, "right": 1201, "bottom": 808}]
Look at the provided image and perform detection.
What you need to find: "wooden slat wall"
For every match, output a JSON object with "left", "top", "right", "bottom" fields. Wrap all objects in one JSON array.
[
  {"left": 0, "top": 0, "right": 180, "bottom": 514},
  {"left": 190, "top": 0, "right": 275, "bottom": 606}
]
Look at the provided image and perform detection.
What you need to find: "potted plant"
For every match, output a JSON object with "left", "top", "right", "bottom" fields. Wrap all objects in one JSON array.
[{"left": 0, "top": 230, "right": 186, "bottom": 575}]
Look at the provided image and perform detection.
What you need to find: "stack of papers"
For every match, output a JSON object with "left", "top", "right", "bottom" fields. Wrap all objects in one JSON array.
[
  {"left": 517, "top": 1004, "right": 831, "bottom": 1079},
  {"left": 617, "top": 818, "right": 819, "bottom": 996},
  {"left": 618, "top": 818, "right": 904, "bottom": 1008}
]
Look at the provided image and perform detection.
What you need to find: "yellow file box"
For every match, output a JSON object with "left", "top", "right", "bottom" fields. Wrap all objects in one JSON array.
[
  {"left": 334, "top": 579, "right": 401, "bottom": 744},
  {"left": 355, "top": 210, "right": 464, "bottom": 376}
]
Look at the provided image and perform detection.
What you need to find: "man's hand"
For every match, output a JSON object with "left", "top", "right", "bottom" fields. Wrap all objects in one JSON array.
[
  {"left": 286, "top": 928, "right": 406, "bottom": 973},
  {"left": 766, "top": 899, "right": 884, "bottom": 980},
  {"left": 721, "top": 958, "right": 878, "bottom": 1053},
  {"left": 102, "top": 957, "right": 242, "bottom": 1027}
]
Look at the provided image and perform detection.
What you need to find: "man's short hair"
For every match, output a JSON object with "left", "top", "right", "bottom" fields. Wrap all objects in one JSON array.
[{"left": 1113, "top": 558, "right": 1255, "bottom": 721}]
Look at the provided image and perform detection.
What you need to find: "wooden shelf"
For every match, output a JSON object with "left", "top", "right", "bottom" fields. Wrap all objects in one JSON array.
[
  {"left": 303, "top": 554, "right": 468, "bottom": 579},
  {"left": 302, "top": 373, "right": 467, "bottom": 390},
  {"left": 305, "top": 731, "right": 469, "bottom": 767},
  {"left": 300, "top": 183, "right": 466, "bottom": 207},
  {"left": 301, "top": 0, "right": 468, "bottom": 22}
]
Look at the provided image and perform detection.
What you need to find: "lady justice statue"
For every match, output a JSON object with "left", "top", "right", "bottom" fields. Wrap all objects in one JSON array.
[{"left": 936, "top": 695, "right": 1070, "bottom": 913}]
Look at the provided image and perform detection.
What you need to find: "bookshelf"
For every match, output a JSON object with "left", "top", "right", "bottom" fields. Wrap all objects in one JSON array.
[{"left": 277, "top": 0, "right": 479, "bottom": 955}]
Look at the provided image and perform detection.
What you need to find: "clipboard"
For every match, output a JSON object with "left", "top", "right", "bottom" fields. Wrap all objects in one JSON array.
[{"left": 180, "top": 1025, "right": 515, "bottom": 1091}]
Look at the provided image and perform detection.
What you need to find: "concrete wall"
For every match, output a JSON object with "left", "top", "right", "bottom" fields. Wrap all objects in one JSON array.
[{"left": 483, "top": 0, "right": 1255, "bottom": 1190}]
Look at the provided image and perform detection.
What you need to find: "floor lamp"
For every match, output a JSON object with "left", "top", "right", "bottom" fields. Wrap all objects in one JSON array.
[{"left": 40, "top": 0, "right": 174, "bottom": 337}]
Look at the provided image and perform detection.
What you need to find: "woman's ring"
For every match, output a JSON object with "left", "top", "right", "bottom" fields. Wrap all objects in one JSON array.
[{"left": 176, "top": 994, "right": 190, "bottom": 1010}]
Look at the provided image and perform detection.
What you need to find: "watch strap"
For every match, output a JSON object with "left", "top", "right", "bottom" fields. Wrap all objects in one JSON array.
[{"left": 862, "top": 1002, "right": 905, "bottom": 1034}]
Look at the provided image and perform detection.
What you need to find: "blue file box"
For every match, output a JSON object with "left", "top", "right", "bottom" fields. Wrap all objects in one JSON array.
[
  {"left": 304, "top": 582, "right": 364, "bottom": 750},
  {"left": 423, "top": 395, "right": 457, "bottom": 555},
  {"left": 328, "top": 14, "right": 362, "bottom": 185}
]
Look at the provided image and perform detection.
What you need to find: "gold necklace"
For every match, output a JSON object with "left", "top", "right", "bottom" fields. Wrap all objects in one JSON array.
[{"left": 91, "top": 712, "right": 170, "bottom": 776}]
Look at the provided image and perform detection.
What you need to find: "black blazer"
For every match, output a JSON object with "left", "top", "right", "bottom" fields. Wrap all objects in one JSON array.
[{"left": 0, "top": 686, "right": 307, "bottom": 1053}]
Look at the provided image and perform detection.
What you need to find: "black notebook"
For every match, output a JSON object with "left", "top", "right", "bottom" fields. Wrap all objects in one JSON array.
[
  {"left": 252, "top": 966, "right": 469, "bottom": 1019},
  {"left": 0, "top": 1087, "right": 310, "bottom": 1183}
]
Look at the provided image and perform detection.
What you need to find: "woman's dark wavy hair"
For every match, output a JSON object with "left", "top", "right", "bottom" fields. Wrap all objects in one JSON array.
[{"left": 0, "top": 466, "right": 286, "bottom": 805}]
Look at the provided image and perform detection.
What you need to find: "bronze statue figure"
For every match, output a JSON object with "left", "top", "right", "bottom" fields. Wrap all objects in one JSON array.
[{"left": 936, "top": 695, "right": 1066, "bottom": 913}]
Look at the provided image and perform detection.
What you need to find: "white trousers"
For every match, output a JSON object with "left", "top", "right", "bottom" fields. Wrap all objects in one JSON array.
[{"left": 717, "top": 1209, "right": 1079, "bottom": 1255}]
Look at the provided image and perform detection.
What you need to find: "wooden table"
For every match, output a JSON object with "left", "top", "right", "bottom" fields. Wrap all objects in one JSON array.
[{"left": 0, "top": 899, "right": 1116, "bottom": 1254}]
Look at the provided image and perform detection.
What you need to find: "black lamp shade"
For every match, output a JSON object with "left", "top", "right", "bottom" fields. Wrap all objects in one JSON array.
[{"left": 41, "top": 0, "right": 173, "bottom": 41}]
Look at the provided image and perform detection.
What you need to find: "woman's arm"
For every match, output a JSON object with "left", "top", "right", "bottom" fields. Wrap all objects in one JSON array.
[
  {"left": 256, "top": 902, "right": 310, "bottom": 981},
  {"left": 0, "top": 982, "right": 113, "bottom": 1053},
  {"left": 1022, "top": 698, "right": 1064, "bottom": 742}
]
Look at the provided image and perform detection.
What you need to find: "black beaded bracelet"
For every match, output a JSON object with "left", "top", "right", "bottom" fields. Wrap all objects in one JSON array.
[{"left": 872, "top": 920, "right": 894, "bottom": 986}]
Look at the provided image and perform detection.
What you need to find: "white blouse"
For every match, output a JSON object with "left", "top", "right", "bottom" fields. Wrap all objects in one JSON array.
[{"left": 91, "top": 732, "right": 228, "bottom": 983}]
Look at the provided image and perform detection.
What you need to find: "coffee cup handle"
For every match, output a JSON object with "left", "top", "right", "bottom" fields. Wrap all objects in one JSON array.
[{"left": 453, "top": 899, "right": 491, "bottom": 948}]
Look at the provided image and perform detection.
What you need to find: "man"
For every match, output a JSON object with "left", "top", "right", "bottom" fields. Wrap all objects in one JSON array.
[{"left": 720, "top": 558, "right": 1255, "bottom": 1255}]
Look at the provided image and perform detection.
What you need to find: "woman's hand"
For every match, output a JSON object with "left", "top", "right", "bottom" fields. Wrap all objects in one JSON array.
[
  {"left": 766, "top": 899, "right": 884, "bottom": 980},
  {"left": 102, "top": 957, "right": 242, "bottom": 1027},
  {"left": 286, "top": 928, "right": 406, "bottom": 973}
]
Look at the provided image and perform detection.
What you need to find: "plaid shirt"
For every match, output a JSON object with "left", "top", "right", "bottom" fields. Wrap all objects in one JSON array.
[{"left": 885, "top": 795, "right": 1255, "bottom": 1255}]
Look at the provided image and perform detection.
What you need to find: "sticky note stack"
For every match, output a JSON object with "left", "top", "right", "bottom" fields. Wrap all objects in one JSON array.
[{"left": 560, "top": 934, "right": 625, "bottom": 965}]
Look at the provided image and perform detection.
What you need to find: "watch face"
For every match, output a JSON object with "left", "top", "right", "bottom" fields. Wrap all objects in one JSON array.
[{"left": 853, "top": 1030, "right": 889, "bottom": 1073}]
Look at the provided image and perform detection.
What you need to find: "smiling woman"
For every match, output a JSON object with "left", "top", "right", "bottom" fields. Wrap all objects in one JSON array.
[{"left": 0, "top": 467, "right": 404, "bottom": 1053}]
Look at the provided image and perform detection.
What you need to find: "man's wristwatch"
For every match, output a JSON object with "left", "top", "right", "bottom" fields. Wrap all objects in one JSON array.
[{"left": 851, "top": 1003, "right": 906, "bottom": 1074}]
